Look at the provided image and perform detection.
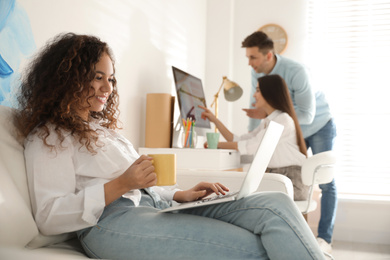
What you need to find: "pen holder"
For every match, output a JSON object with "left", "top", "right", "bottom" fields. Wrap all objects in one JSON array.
[{"left": 181, "top": 131, "right": 197, "bottom": 148}]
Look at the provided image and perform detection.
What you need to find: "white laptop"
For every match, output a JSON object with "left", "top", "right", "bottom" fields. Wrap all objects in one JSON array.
[{"left": 159, "top": 120, "right": 284, "bottom": 213}]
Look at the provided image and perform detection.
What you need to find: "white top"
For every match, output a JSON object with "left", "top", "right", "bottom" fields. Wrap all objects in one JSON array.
[
  {"left": 24, "top": 121, "right": 178, "bottom": 235},
  {"left": 234, "top": 110, "right": 306, "bottom": 168}
]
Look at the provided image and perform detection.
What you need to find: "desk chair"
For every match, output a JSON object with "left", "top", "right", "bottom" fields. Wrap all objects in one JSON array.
[{"left": 295, "top": 151, "right": 336, "bottom": 217}]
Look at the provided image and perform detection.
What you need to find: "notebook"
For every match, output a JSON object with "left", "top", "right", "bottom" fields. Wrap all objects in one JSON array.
[{"left": 159, "top": 120, "right": 284, "bottom": 213}]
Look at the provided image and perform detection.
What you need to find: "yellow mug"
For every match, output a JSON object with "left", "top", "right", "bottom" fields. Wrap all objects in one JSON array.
[{"left": 148, "top": 154, "right": 176, "bottom": 186}]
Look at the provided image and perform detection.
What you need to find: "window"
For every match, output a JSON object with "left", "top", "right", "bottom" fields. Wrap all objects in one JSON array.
[{"left": 306, "top": 0, "right": 390, "bottom": 198}]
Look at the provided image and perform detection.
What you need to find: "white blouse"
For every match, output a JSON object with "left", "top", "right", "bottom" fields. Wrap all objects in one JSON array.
[
  {"left": 234, "top": 110, "right": 306, "bottom": 168},
  {"left": 24, "top": 121, "right": 178, "bottom": 236}
]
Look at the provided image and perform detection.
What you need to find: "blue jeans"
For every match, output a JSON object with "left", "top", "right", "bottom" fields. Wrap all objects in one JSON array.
[
  {"left": 305, "top": 118, "right": 337, "bottom": 244},
  {"left": 77, "top": 191, "right": 325, "bottom": 260}
]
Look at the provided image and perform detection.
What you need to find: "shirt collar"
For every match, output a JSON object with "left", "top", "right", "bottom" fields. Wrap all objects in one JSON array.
[
  {"left": 266, "top": 110, "right": 282, "bottom": 121},
  {"left": 269, "top": 54, "right": 281, "bottom": 74}
]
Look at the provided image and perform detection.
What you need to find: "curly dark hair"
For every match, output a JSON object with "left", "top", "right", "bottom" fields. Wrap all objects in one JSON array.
[
  {"left": 14, "top": 32, "right": 120, "bottom": 153},
  {"left": 258, "top": 75, "right": 307, "bottom": 157}
]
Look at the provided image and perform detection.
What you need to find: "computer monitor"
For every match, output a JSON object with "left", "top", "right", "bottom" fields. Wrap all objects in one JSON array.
[{"left": 172, "top": 66, "right": 211, "bottom": 129}]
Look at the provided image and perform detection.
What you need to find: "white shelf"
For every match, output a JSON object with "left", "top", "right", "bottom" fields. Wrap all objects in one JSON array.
[{"left": 138, "top": 147, "right": 240, "bottom": 170}]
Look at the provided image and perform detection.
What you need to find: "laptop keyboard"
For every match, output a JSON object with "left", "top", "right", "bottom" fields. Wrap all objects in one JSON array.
[{"left": 194, "top": 191, "right": 239, "bottom": 205}]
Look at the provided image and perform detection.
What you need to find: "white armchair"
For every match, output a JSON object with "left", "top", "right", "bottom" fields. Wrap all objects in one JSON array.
[{"left": 0, "top": 105, "right": 90, "bottom": 259}]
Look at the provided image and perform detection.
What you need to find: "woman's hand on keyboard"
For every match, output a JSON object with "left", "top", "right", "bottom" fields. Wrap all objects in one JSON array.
[{"left": 173, "top": 182, "right": 229, "bottom": 203}]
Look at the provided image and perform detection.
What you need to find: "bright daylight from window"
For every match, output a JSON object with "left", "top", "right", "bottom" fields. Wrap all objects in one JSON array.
[{"left": 306, "top": 0, "right": 390, "bottom": 199}]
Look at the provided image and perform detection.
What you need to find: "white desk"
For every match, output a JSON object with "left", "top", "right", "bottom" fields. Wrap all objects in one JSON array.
[{"left": 138, "top": 147, "right": 241, "bottom": 170}]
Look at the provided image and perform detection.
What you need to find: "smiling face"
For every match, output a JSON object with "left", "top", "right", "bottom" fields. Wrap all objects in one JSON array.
[
  {"left": 253, "top": 82, "right": 275, "bottom": 116},
  {"left": 254, "top": 83, "right": 267, "bottom": 109},
  {"left": 245, "top": 47, "right": 274, "bottom": 74},
  {"left": 79, "top": 53, "right": 114, "bottom": 119}
]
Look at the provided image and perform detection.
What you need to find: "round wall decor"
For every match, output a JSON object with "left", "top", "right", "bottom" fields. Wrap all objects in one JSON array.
[{"left": 258, "top": 24, "right": 288, "bottom": 54}]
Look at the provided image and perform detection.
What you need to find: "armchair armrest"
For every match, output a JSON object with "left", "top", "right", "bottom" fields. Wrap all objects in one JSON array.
[{"left": 258, "top": 173, "right": 293, "bottom": 199}]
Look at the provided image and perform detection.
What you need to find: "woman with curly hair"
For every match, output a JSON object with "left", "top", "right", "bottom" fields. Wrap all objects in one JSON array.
[
  {"left": 16, "top": 33, "right": 325, "bottom": 260},
  {"left": 15, "top": 32, "right": 119, "bottom": 153}
]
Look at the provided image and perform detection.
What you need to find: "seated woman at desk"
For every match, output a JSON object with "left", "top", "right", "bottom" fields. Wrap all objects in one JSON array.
[
  {"left": 16, "top": 32, "right": 324, "bottom": 259},
  {"left": 199, "top": 75, "right": 309, "bottom": 201}
]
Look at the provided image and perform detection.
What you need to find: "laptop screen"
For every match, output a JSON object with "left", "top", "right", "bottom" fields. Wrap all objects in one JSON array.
[{"left": 172, "top": 66, "right": 211, "bottom": 129}]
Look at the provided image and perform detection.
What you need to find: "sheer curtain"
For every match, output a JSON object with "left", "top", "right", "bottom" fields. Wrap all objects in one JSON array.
[{"left": 305, "top": 0, "right": 390, "bottom": 198}]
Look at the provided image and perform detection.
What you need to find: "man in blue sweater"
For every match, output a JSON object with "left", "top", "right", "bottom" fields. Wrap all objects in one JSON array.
[{"left": 242, "top": 31, "right": 337, "bottom": 256}]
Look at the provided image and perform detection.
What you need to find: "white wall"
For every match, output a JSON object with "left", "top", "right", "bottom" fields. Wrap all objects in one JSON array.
[
  {"left": 19, "top": 0, "right": 207, "bottom": 149},
  {"left": 308, "top": 190, "right": 390, "bottom": 245}
]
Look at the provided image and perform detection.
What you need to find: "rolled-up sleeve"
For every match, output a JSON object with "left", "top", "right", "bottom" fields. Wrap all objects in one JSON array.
[
  {"left": 152, "top": 186, "right": 180, "bottom": 201},
  {"left": 235, "top": 127, "right": 266, "bottom": 156},
  {"left": 82, "top": 184, "right": 106, "bottom": 225}
]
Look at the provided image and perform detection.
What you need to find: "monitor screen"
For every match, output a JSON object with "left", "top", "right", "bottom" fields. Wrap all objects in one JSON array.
[{"left": 172, "top": 66, "right": 211, "bottom": 129}]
